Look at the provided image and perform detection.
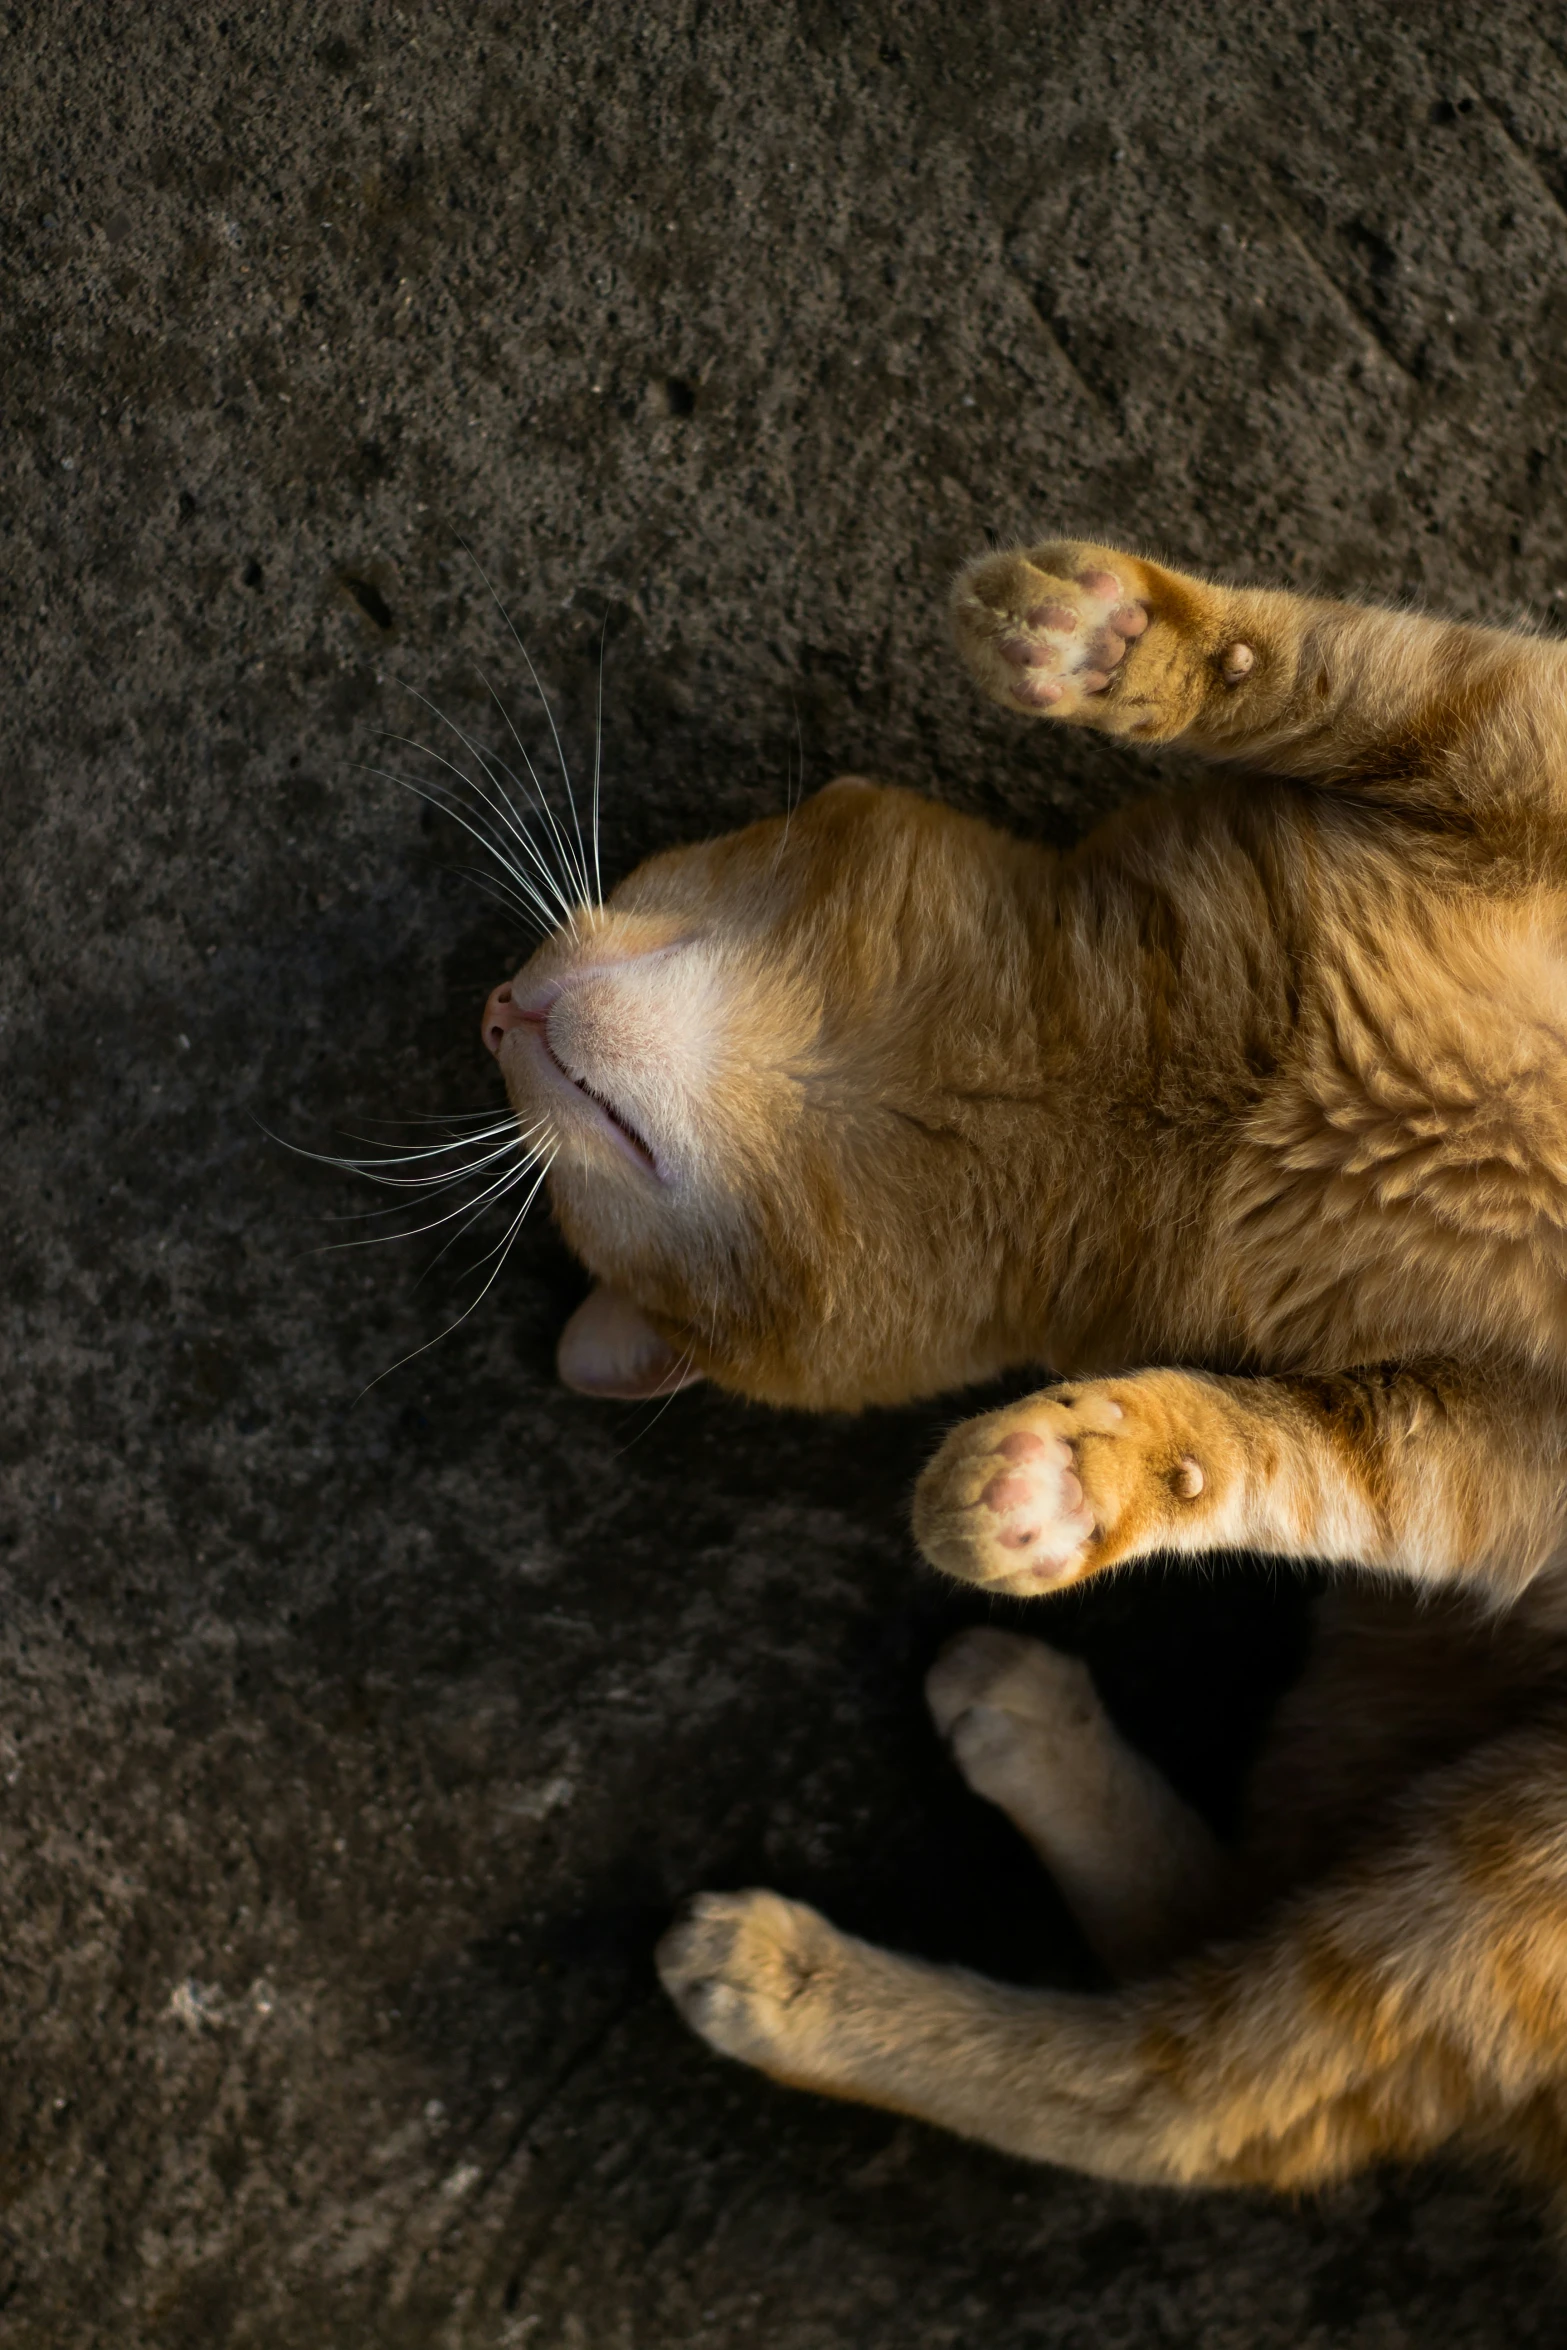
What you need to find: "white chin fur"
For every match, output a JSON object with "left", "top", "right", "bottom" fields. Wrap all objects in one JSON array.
[{"left": 556, "top": 1283, "right": 705, "bottom": 1400}]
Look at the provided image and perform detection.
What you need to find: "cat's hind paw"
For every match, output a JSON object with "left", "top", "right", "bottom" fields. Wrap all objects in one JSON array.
[
  {"left": 927, "top": 1628, "right": 1106, "bottom": 1808},
  {"left": 953, "top": 544, "right": 1149, "bottom": 719},
  {"left": 657, "top": 1889, "right": 847, "bottom": 2082}
]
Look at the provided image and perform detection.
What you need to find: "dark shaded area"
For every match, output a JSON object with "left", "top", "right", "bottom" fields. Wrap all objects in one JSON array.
[{"left": 6, "top": 2, "right": 1567, "bottom": 2340}]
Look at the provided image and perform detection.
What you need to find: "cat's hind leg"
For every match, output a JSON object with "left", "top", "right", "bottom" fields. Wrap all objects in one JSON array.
[
  {"left": 927, "top": 1627, "right": 1226, "bottom": 1976},
  {"left": 658, "top": 1718, "right": 1567, "bottom": 2188}
]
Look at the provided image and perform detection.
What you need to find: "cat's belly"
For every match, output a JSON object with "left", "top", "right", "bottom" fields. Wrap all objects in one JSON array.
[{"left": 1215, "top": 898, "right": 1567, "bottom": 1375}]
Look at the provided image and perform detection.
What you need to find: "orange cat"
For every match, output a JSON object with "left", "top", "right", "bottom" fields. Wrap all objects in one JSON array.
[{"left": 478, "top": 540, "right": 1567, "bottom": 2197}]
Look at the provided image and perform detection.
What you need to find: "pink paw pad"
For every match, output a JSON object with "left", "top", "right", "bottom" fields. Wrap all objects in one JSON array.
[
  {"left": 991, "top": 562, "right": 1148, "bottom": 713},
  {"left": 973, "top": 1429, "right": 1091, "bottom": 1577}
]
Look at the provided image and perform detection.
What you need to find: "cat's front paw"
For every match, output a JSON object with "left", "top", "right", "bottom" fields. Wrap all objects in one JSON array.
[
  {"left": 952, "top": 543, "right": 1149, "bottom": 720},
  {"left": 913, "top": 1381, "right": 1212, "bottom": 1594},
  {"left": 657, "top": 1889, "right": 846, "bottom": 2081}
]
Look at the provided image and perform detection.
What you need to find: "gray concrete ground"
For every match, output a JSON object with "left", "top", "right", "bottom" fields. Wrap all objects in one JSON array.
[{"left": 8, "top": 2, "right": 1567, "bottom": 2341}]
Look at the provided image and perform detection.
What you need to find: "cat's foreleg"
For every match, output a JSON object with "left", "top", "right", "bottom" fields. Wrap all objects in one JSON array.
[
  {"left": 927, "top": 1627, "right": 1226, "bottom": 1975},
  {"left": 951, "top": 539, "right": 1564, "bottom": 807},
  {"left": 913, "top": 1363, "right": 1567, "bottom": 1602},
  {"left": 658, "top": 1719, "right": 1567, "bottom": 2186}
]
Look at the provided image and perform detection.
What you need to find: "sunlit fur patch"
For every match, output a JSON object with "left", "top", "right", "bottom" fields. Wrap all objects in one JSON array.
[
  {"left": 542, "top": 940, "right": 733, "bottom": 1181},
  {"left": 489, "top": 735, "right": 1567, "bottom": 1427},
  {"left": 499, "top": 778, "right": 1065, "bottom": 1408},
  {"left": 582, "top": 534, "right": 1567, "bottom": 2201}
]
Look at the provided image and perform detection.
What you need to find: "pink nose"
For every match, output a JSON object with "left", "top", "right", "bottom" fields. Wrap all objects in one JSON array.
[{"left": 482, "top": 982, "right": 532, "bottom": 1056}]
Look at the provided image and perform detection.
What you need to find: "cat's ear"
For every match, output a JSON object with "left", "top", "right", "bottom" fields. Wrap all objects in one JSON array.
[{"left": 556, "top": 1284, "right": 705, "bottom": 1400}]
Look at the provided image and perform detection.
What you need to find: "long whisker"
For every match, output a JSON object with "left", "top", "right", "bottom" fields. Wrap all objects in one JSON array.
[
  {"left": 417, "top": 1116, "right": 558, "bottom": 1280},
  {"left": 298, "top": 1122, "right": 523, "bottom": 1175},
  {"left": 270, "top": 1121, "right": 532, "bottom": 1196},
  {"left": 472, "top": 670, "right": 594, "bottom": 917},
  {"left": 315, "top": 1150, "right": 534, "bottom": 1219},
  {"left": 317, "top": 1136, "right": 544, "bottom": 1252},
  {"left": 257, "top": 1108, "right": 529, "bottom": 1220},
  {"left": 370, "top": 762, "right": 564, "bottom": 940},
  {"left": 258, "top": 1112, "right": 517, "bottom": 1178},
  {"left": 591, "top": 610, "right": 607, "bottom": 909},
  {"left": 416, "top": 1137, "right": 553, "bottom": 1278},
  {"left": 387, "top": 692, "right": 583, "bottom": 927},
  {"left": 380, "top": 709, "right": 580, "bottom": 934},
  {"left": 347, "top": 1108, "right": 523, "bottom": 1129},
  {"left": 362, "top": 760, "right": 564, "bottom": 936},
  {"left": 321, "top": 1166, "right": 524, "bottom": 1224},
  {"left": 448, "top": 863, "right": 561, "bottom": 932},
  {"left": 456, "top": 1144, "right": 556, "bottom": 1282},
  {"left": 318, "top": 1122, "right": 551, "bottom": 1218},
  {"left": 455, "top": 536, "right": 593, "bottom": 911},
  {"left": 353, "top": 1147, "right": 557, "bottom": 1399},
  {"left": 611, "top": 1337, "right": 700, "bottom": 1457}
]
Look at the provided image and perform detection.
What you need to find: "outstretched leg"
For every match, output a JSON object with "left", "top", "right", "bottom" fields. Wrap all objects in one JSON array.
[
  {"left": 952, "top": 538, "right": 1567, "bottom": 824},
  {"left": 913, "top": 1362, "right": 1567, "bottom": 1606},
  {"left": 926, "top": 1628, "right": 1225, "bottom": 1976},
  {"left": 658, "top": 1718, "right": 1567, "bottom": 2187}
]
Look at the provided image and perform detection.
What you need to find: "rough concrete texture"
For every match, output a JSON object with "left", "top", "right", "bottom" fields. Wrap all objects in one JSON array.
[{"left": 8, "top": 1, "right": 1567, "bottom": 2340}]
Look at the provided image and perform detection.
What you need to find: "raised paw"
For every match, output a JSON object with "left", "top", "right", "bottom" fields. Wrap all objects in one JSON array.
[
  {"left": 657, "top": 1888, "right": 846, "bottom": 2081},
  {"left": 912, "top": 1381, "right": 1214, "bottom": 1596},
  {"left": 952, "top": 543, "right": 1150, "bottom": 720}
]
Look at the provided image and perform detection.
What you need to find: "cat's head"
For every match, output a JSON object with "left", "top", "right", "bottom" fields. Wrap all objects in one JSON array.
[{"left": 482, "top": 779, "right": 1050, "bottom": 1412}]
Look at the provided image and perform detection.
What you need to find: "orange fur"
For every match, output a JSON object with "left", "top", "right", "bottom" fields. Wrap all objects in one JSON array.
[{"left": 486, "top": 539, "right": 1567, "bottom": 2199}]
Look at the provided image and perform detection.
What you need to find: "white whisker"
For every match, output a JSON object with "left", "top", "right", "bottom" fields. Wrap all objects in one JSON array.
[
  {"left": 458, "top": 1145, "right": 556, "bottom": 1282},
  {"left": 317, "top": 1122, "right": 552, "bottom": 1219},
  {"left": 316, "top": 1153, "right": 534, "bottom": 1219},
  {"left": 317, "top": 1135, "right": 545, "bottom": 1252},
  {"left": 287, "top": 564, "right": 611, "bottom": 1401},
  {"left": 366, "top": 741, "right": 529, "bottom": 885},
  {"left": 353, "top": 1146, "right": 558, "bottom": 1399},
  {"left": 472, "top": 671, "right": 594, "bottom": 918},
  {"left": 591, "top": 610, "right": 607, "bottom": 909},
  {"left": 455, "top": 536, "right": 594, "bottom": 914},
  {"left": 449, "top": 862, "right": 562, "bottom": 931},
  {"left": 347, "top": 1107, "right": 523, "bottom": 1129},
  {"left": 420, "top": 1126, "right": 556, "bottom": 1278},
  {"left": 611, "top": 1338, "right": 701, "bottom": 1456},
  {"left": 385, "top": 692, "right": 582, "bottom": 925},
  {"left": 259, "top": 1112, "right": 515, "bottom": 1176},
  {"left": 305, "top": 1122, "right": 524, "bottom": 1175},
  {"left": 362, "top": 759, "right": 565, "bottom": 936},
  {"left": 417, "top": 1135, "right": 552, "bottom": 1276},
  {"left": 378, "top": 710, "right": 580, "bottom": 935},
  {"left": 274, "top": 1122, "right": 535, "bottom": 1192}
]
